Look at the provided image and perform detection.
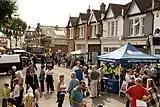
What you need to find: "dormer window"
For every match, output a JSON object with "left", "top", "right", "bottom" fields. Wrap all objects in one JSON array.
[
  {"left": 129, "top": 16, "right": 145, "bottom": 36},
  {"left": 111, "top": 21, "right": 114, "bottom": 36},
  {"left": 134, "top": 18, "right": 140, "bottom": 34}
]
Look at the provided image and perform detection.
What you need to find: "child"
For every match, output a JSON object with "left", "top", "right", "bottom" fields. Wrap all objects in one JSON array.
[
  {"left": 7, "top": 98, "right": 16, "bottom": 107},
  {"left": 2, "top": 83, "right": 10, "bottom": 107}
]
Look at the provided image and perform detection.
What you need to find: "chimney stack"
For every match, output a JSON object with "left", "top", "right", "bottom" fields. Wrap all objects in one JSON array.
[
  {"left": 121, "top": 9, "right": 124, "bottom": 16},
  {"left": 100, "top": 3, "right": 106, "bottom": 13},
  {"left": 152, "top": 0, "right": 154, "bottom": 10},
  {"left": 87, "top": 5, "right": 91, "bottom": 15}
]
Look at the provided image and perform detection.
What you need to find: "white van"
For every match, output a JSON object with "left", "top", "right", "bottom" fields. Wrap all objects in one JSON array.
[{"left": 0, "top": 54, "right": 23, "bottom": 75}]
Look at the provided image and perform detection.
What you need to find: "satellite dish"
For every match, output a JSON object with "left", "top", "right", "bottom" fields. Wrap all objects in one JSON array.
[{"left": 155, "top": 28, "right": 160, "bottom": 34}]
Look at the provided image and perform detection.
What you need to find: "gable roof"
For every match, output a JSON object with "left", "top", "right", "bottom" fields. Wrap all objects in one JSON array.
[
  {"left": 66, "top": 17, "right": 78, "bottom": 28},
  {"left": 125, "top": 0, "right": 160, "bottom": 15},
  {"left": 79, "top": 13, "right": 90, "bottom": 21},
  {"left": 104, "top": 3, "right": 127, "bottom": 19},
  {"left": 92, "top": 10, "right": 102, "bottom": 21},
  {"left": 77, "top": 13, "right": 90, "bottom": 25}
]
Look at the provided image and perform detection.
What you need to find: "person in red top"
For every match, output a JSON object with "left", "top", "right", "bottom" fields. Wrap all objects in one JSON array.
[{"left": 125, "top": 78, "right": 150, "bottom": 107}]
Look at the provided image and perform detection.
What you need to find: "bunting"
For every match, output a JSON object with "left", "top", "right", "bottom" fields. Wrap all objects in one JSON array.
[{"left": 0, "top": 27, "right": 50, "bottom": 41}]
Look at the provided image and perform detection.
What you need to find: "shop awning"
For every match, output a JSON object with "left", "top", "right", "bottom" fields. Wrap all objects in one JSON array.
[{"left": 70, "top": 50, "right": 85, "bottom": 55}]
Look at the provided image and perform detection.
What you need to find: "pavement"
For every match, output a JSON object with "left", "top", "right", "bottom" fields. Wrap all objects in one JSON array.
[{"left": 0, "top": 64, "right": 126, "bottom": 107}]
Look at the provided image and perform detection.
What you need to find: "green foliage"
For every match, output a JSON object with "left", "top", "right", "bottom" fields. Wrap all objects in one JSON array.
[
  {"left": 0, "top": 0, "right": 17, "bottom": 27},
  {"left": 2, "top": 17, "right": 27, "bottom": 38}
]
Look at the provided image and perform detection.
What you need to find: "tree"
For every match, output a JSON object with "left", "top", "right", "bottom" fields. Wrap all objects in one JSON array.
[
  {"left": 0, "top": 0, "right": 17, "bottom": 27},
  {"left": 2, "top": 17, "right": 27, "bottom": 48}
]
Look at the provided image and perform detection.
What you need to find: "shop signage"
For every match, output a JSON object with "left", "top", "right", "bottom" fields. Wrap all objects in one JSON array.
[{"left": 127, "top": 50, "right": 143, "bottom": 55}]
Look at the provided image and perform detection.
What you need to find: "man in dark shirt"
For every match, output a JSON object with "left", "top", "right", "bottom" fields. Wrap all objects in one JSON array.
[{"left": 32, "top": 55, "right": 37, "bottom": 71}]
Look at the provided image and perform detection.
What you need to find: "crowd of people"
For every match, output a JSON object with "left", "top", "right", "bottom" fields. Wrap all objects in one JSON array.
[
  {"left": 1, "top": 52, "right": 105, "bottom": 107},
  {"left": 2, "top": 50, "right": 160, "bottom": 107}
]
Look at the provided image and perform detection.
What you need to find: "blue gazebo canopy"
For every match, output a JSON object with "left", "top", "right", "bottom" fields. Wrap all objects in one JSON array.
[{"left": 97, "top": 43, "right": 160, "bottom": 64}]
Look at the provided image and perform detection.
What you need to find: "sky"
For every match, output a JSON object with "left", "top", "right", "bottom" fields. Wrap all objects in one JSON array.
[{"left": 17, "top": 0, "right": 131, "bottom": 27}]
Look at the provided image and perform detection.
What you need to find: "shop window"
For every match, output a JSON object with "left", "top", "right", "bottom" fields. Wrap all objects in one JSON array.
[
  {"left": 104, "top": 47, "right": 108, "bottom": 52},
  {"left": 155, "top": 49, "right": 160, "bottom": 55},
  {"left": 109, "top": 47, "right": 118, "bottom": 52}
]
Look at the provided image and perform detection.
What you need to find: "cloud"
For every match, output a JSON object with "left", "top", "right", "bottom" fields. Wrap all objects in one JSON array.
[{"left": 17, "top": 0, "right": 131, "bottom": 27}]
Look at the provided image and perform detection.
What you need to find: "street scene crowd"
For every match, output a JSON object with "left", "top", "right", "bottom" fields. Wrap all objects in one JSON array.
[{"left": 1, "top": 52, "right": 160, "bottom": 107}]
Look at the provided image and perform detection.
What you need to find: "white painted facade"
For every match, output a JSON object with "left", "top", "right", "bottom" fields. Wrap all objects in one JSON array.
[
  {"left": 153, "top": 10, "right": 160, "bottom": 33},
  {"left": 128, "top": 14, "right": 146, "bottom": 37},
  {"left": 75, "top": 15, "right": 86, "bottom": 52},
  {"left": 88, "top": 11, "right": 98, "bottom": 39},
  {"left": 127, "top": 1, "right": 146, "bottom": 37},
  {"left": 150, "top": 10, "right": 160, "bottom": 57},
  {"left": 69, "top": 28, "right": 74, "bottom": 39},
  {"left": 102, "top": 5, "right": 124, "bottom": 54}
]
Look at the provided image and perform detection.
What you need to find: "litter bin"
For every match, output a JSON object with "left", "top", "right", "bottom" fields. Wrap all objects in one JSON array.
[{"left": 107, "top": 79, "right": 119, "bottom": 94}]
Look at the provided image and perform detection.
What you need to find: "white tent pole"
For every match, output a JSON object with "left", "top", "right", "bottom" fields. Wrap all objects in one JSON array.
[{"left": 119, "top": 64, "right": 121, "bottom": 95}]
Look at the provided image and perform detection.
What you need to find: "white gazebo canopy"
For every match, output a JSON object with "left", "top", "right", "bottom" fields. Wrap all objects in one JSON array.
[{"left": 70, "top": 50, "right": 84, "bottom": 55}]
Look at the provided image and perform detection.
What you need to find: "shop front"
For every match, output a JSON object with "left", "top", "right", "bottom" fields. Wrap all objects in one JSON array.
[{"left": 88, "top": 44, "right": 101, "bottom": 64}]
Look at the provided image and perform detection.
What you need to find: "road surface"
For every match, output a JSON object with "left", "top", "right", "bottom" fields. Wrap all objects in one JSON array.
[{"left": 0, "top": 64, "right": 126, "bottom": 107}]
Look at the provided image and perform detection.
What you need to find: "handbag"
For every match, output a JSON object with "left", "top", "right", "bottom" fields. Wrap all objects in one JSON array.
[{"left": 136, "top": 100, "right": 147, "bottom": 107}]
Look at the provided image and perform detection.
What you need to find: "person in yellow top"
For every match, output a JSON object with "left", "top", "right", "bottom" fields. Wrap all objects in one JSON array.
[
  {"left": 103, "top": 64, "right": 109, "bottom": 78},
  {"left": 108, "top": 65, "right": 115, "bottom": 79},
  {"left": 114, "top": 65, "right": 120, "bottom": 80},
  {"left": 2, "top": 83, "right": 10, "bottom": 107}
]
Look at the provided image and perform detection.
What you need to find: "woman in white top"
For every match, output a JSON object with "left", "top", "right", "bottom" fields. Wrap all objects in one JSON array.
[
  {"left": 56, "top": 75, "right": 66, "bottom": 107},
  {"left": 87, "top": 65, "right": 92, "bottom": 86},
  {"left": 45, "top": 64, "right": 54, "bottom": 92},
  {"left": 12, "top": 79, "right": 20, "bottom": 107},
  {"left": 15, "top": 71, "right": 24, "bottom": 104}
]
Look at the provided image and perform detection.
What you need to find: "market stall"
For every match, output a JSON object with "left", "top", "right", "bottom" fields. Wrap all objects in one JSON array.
[{"left": 97, "top": 43, "right": 160, "bottom": 94}]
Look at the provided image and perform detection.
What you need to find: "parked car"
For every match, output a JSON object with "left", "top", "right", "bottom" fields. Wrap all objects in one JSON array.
[{"left": 0, "top": 54, "right": 23, "bottom": 75}]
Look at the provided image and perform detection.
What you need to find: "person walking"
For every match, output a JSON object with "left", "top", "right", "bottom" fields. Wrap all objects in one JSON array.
[
  {"left": 32, "top": 55, "right": 37, "bottom": 71},
  {"left": 72, "top": 61, "right": 80, "bottom": 72},
  {"left": 15, "top": 71, "right": 24, "bottom": 105},
  {"left": 87, "top": 65, "right": 92, "bottom": 87},
  {"left": 12, "top": 79, "right": 20, "bottom": 107},
  {"left": 57, "top": 75, "right": 66, "bottom": 107},
  {"left": 73, "top": 61, "right": 83, "bottom": 82},
  {"left": 89, "top": 65, "right": 99, "bottom": 98},
  {"left": 25, "top": 71, "right": 39, "bottom": 97},
  {"left": 39, "top": 65, "right": 45, "bottom": 92},
  {"left": 146, "top": 79, "right": 160, "bottom": 107},
  {"left": 45, "top": 64, "right": 54, "bottom": 92},
  {"left": 10, "top": 66, "right": 17, "bottom": 92},
  {"left": 2, "top": 83, "right": 10, "bottom": 107},
  {"left": 70, "top": 81, "right": 86, "bottom": 107},
  {"left": 125, "top": 78, "right": 150, "bottom": 107},
  {"left": 68, "top": 72, "right": 79, "bottom": 105},
  {"left": 98, "top": 65, "right": 105, "bottom": 95},
  {"left": 41, "top": 54, "right": 45, "bottom": 66}
]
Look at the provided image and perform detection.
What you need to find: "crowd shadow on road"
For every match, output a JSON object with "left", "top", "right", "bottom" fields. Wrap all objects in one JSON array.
[
  {"left": 91, "top": 94, "right": 109, "bottom": 106},
  {"left": 91, "top": 93, "right": 125, "bottom": 106},
  {"left": 43, "top": 92, "right": 54, "bottom": 100},
  {"left": 107, "top": 93, "right": 126, "bottom": 104}
]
